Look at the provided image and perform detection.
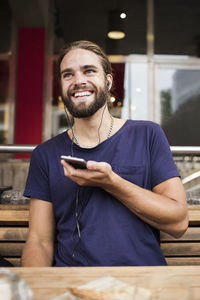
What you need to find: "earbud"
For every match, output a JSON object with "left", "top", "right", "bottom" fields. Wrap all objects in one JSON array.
[{"left": 107, "top": 82, "right": 110, "bottom": 89}]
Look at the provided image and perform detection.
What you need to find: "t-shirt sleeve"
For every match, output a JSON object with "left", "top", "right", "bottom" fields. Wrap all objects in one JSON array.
[
  {"left": 24, "top": 146, "right": 51, "bottom": 202},
  {"left": 149, "top": 123, "right": 180, "bottom": 188}
]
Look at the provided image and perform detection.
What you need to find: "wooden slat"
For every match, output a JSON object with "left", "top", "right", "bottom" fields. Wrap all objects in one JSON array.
[
  {"left": 0, "top": 242, "right": 24, "bottom": 256},
  {"left": 161, "top": 242, "right": 200, "bottom": 256},
  {"left": 166, "top": 257, "right": 200, "bottom": 266},
  {"left": 161, "top": 227, "right": 200, "bottom": 241},
  {"left": 188, "top": 206, "right": 200, "bottom": 225},
  {"left": 0, "top": 205, "right": 199, "bottom": 224},
  {"left": 0, "top": 210, "right": 29, "bottom": 225},
  {"left": 0, "top": 204, "right": 29, "bottom": 210},
  {"left": 0, "top": 227, "right": 28, "bottom": 240}
]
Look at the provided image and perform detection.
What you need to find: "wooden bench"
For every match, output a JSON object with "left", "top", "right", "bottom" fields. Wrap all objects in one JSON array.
[
  {"left": 0, "top": 204, "right": 29, "bottom": 266},
  {"left": 161, "top": 205, "right": 200, "bottom": 265},
  {"left": 0, "top": 204, "right": 200, "bottom": 266}
]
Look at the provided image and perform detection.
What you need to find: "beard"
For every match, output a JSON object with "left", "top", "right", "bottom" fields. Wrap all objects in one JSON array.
[{"left": 62, "top": 83, "right": 109, "bottom": 118}]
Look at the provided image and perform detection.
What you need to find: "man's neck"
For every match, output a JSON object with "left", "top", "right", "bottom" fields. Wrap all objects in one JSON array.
[{"left": 70, "top": 106, "right": 113, "bottom": 148}]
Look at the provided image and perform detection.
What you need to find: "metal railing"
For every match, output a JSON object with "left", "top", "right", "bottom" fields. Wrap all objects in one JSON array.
[
  {"left": 1, "top": 144, "right": 200, "bottom": 155},
  {"left": 0, "top": 145, "right": 200, "bottom": 186},
  {"left": 170, "top": 146, "right": 200, "bottom": 156},
  {"left": 0, "top": 145, "right": 36, "bottom": 153}
]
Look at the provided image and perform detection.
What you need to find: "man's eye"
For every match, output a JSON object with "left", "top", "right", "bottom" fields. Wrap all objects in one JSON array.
[
  {"left": 63, "top": 73, "right": 72, "bottom": 79},
  {"left": 85, "top": 69, "right": 95, "bottom": 74}
]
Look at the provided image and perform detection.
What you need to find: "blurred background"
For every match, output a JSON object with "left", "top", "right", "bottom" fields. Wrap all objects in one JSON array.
[{"left": 0, "top": 0, "right": 200, "bottom": 201}]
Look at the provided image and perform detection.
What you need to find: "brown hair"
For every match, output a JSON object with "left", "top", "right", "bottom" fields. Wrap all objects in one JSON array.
[{"left": 57, "top": 40, "right": 113, "bottom": 79}]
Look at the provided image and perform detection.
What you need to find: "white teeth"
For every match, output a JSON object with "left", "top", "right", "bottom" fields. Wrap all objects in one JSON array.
[{"left": 74, "top": 91, "right": 92, "bottom": 97}]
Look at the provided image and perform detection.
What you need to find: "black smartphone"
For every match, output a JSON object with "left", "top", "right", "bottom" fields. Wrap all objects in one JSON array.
[{"left": 61, "top": 155, "right": 87, "bottom": 169}]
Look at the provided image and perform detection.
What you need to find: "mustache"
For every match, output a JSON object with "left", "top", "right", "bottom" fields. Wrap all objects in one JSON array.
[{"left": 69, "top": 83, "right": 97, "bottom": 93}]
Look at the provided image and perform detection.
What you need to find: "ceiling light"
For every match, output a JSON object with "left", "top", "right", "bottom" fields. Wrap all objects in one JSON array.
[
  {"left": 107, "top": 31, "right": 125, "bottom": 39},
  {"left": 107, "top": 10, "right": 126, "bottom": 40},
  {"left": 120, "top": 13, "right": 126, "bottom": 19}
]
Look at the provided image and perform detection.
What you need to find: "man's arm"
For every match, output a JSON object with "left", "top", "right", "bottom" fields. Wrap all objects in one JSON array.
[
  {"left": 61, "top": 160, "right": 188, "bottom": 238},
  {"left": 21, "top": 198, "right": 55, "bottom": 267},
  {"left": 104, "top": 172, "right": 188, "bottom": 238}
]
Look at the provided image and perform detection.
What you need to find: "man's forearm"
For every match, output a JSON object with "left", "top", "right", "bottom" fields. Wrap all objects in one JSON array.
[
  {"left": 21, "top": 241, "right": 53, "bottom": 267},
  {"left": 104, "top": 171, "right": 188, "bottom": 237}
]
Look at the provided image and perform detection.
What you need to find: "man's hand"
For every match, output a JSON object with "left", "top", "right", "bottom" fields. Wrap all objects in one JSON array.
[{"left": 60, "top": 159, "right": 113, "bottom": 187}]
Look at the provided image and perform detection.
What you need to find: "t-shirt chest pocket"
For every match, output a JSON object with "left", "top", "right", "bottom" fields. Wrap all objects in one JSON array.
[{"left": 112, "top": 165, "right": 145, "bottom": 187}]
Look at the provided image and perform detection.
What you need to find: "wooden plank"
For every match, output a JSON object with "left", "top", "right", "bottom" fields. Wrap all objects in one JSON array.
[
  {"left": 188, "top": 206, "right": 200, "bottom": 225},
  {"left": 166, "top": 257, "right": 200, "bottom": 266},
  {"left": 161, "top": 242, "right": 200, "bottom": 256},
  {"left": 0, "top": 210, "right": 29, "bottom": 225},
  {"left": 161, "top": 227, "right": 200, "bottom": 242},
  {"left": 0, "top": 205, "right": 199, "bottom": 224},
  {"left": 188, "top": 205, "right": 200, "bottom": 211},
  {"left": 0, "top": 204, "right": 29, "bottom": 210},
  {"left": 0, "top": 242, "right": 24, "bottom": 256},
  {"left": 0, "top": 227, "right": 28, "bottom": 241}
]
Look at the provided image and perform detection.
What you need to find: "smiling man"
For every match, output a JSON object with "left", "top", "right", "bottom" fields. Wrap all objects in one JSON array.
[
  {"left": 21, "top": 40, "right": 188, "bottom": 267},
  {"left": 60, "top": 48, "right": 112, "bottom": 120}
]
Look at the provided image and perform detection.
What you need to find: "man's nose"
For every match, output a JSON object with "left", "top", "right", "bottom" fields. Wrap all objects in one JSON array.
[{"left": 73, "top": 71, "right": 86, "bottom": 85}]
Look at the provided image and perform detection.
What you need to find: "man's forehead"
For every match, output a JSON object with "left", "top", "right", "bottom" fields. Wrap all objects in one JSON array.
[{"left": 61, "top": 48, "right": 102, "bottom": 69}]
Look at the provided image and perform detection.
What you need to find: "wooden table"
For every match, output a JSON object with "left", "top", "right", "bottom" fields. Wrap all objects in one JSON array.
[{"left": 8, "top": 266, "right": 200, "bottom": 299}]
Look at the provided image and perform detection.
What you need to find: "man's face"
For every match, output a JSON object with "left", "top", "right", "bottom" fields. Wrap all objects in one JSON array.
[{"left": 60, "top": 48, "right": 112, "bottom": 118}]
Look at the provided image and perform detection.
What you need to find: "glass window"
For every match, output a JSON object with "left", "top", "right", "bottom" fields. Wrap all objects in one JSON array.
[
  {"left": 0, "top": 60, "right": 9, "bottom": 143},
  {"left": 158, "top": 67, "right": 200, "bottom": 146},
  {"left": 121, "top": 60, "right": 148, "bottom": 120}
]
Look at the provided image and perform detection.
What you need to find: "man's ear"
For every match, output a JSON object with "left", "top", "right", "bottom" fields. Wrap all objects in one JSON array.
[{"left": 106, "top": 74, "right": 113, "bottom": 90}]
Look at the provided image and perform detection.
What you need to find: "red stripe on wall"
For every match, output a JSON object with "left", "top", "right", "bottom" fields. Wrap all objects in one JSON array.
[{"left": 15, "top": 28, "right": 45, "bottom": 158}]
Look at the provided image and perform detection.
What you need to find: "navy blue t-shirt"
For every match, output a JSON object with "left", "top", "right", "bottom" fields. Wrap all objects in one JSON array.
[{"left": 24, "top": 120, "right": 180, "bottom": 266}]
